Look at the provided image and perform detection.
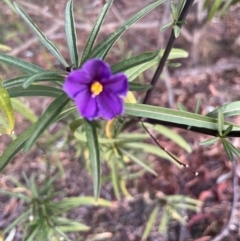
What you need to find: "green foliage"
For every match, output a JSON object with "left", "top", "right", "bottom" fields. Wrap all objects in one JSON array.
[
  {"left": 141, "top": 193, "right": 202, "bottom": 240},
  {"left": 0, "top": 77, "right": 15, "bottom": 134},
  {"left": 0, "top": 174, "right": 111, "bottom": 240},
  {"left": 204, "top": 0, "right": 240, "bottom": 20},
  {"left": 0, "top": 0, "right": 240, "bottom": 239}
]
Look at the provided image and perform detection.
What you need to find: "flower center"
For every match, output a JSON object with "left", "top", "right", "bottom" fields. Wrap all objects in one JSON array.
[{"left": 91, "top": 81, "right": 103, "bottom": 96}]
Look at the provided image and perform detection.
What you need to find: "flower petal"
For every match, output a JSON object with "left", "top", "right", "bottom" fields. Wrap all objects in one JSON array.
[
  {"left": 101, "top": 73, "right": 128, "bottom": 96},
  {"left": 97, "top": 91, "right": 124, "bottom": 119},
  {"left": 63, "top": 70, "right": 92, "bottom": 98},
  {"left": 75, "top": 90, "right": 100, "bottom": 120},
  {"left": 82, "top": 59, "right": 112, "bottom": 80}
]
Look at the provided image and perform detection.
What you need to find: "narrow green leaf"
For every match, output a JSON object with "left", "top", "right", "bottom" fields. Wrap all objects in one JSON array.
[
  {"left": 50, "top": 196, "right": 111, "bottom": 212},
  {"left": 120, "top": 148, "right": 157, "bottom": 175},
  {"left": 14, "top": 2, "right": 68, "bottom": 67},
  {"left": 219, "top": 0, "right": 234, "bottom": 16},
  {"left": 65, "top": 0, "right": 79, "bottom": 67},
  {"left": 3, "top": 75, "right": 31, "bottom": 88},
  {"left": 81, "top": 0, "right": 114, "bottom": 62},
  {"left": 129, "top": 82, "right": 152, "bottom": 92},
  {"left": 84, "top": 119, "right": 101, "bottom": 201},
  {"left": 173, "top": 203, "right": 200, "bottom": 212},
  {"left": 218, "top": 111, "right": 224, "bottom": 136},
  {"left": 170, "top": 0, "right": 178, "bottom": 20},
  {"left": 22, "top": 71, "right": 65, "bottom": 88},
  {"left": 225, "top": 140, "right": 240, "bottom": 158},
  {"left": 124, "top": 48, "right": 188, "bottom": 81},
  {"left": 29, "top": 175, "right": 39, "bottom": 198},
  {"left": 88, "top": 0, "right": 166, "bottom": 59},
  {"left": 142, "top": 205, "right": 159, "bottom": 240},
  {"left": 111, "top": 51, "right": 158, "bottom": 74},
  {"left": 24, "top": 94, "right": 69, "bottom": 152},
  {"left": 199, "top": 137, "right": 219, "bottom": 146},
  {"left": 144, "top": 123, "right": 191, "bottom": 153},
  {"left": 160, "top": 22, "right": 173, "bottom": 32},
  {"left": 177, "top": 0, "right": 186, "bottom": 16},
  {"left": 11, "top": 98, "right": 38, "bottom": 123},
  {"left": 51, "top": 105, "right": 76, "bottom": 123},
  {"left": 110, "top": 154, "right": 120, "bottom": 199},
  {"left": 0, "top": 123, "right": 37, "bottom": 172},
  {"left": 124, "top": 142, "right": 181, "bottom": 166},
  {"left": 125, "top": 103, "right": 240, "bottom": 131},
  {"left": 0, "top": 79, "right": 15, "bottom": 134},
  {"left": 69, "top": 118, "right": 84, "bottom": 132},
  {"left": 75, "top": 132, "right": 148, "bottom": 144},
  {"left": 58, "top": 223, "right": 90, "bottom": 232},
  {"left": 223, "top": 125, "right": 233, "bottom": 137},
  {"left": 195, "top": 97, "right": 201, "bottom": 114},
  {"left": 167, "top": 195, "right": 202, "bottom": 205},
  {"left": 207, "top": 101, "right": 240, "bottom": 118},
  {"left": 159, "top": 208, "right": 170, "bottom": 233},
  {"left": 177, "top": 102, "right": 187, "bottom": 111},
  {"left": 208, "top": 0, "right": 222, "bottom": 21},
  {"left": 25, "top": 226, "right": 39, "bottom": 241},
  {"left": 0, "top": 54, "right": 44, "bottom": 74},
  {"left": 3, "top": 210, "right": 31, "bottom": 234},
  {"left": 7, "top": 85, "right": 64, "bottom": 98},
  {"left": 173, "top": 25, "right": 181, "bottom": 38},
  {"left": 221, "top": 138, "right": 234, "bottom": 161},
  {"left": 0, "top": 190, "right": 31, "bottom": 202}
]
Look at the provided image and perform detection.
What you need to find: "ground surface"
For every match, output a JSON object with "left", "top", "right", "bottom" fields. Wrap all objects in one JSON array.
[{"left": 1, "top": 1, "right": 240, "bottom": 241}]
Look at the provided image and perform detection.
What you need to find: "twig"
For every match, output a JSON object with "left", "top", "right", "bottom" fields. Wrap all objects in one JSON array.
[
  {"left": 142, "top": 0, "right": 195, "bottom": 105},
  {"left": 141, "top": 120, "right": 198, "bottom": 176},
  {"left": 211, "top": 159, "right": 239, "bottom": 241}
]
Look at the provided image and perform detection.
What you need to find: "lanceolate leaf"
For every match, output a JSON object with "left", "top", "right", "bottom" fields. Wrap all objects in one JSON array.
[
  {"left": 0, "top": 123, "right": 37, "bottom": 172},
  {"left": 7, "top": 85, "right": 64, "bottom": 98},
  {"left": 84, "top": 120, "right": 101, "bottom": 201},
  {"left": 125, "top": 103, "right": 240, "bottom": 131},
  {"left": 111, "top": 51, "right": 159, "bottom": 74},
  {"left": 142, "top": 205, "right": 159, "bottom": 240},
  {"left": 124, "top": 48, "right": 188, "bottom": 81},
  {"left": 65, "top": 0, "right": 79, "bottom": 67},
  {"left": 0, "top": 54, "right": 44, "bottom": 74},
  {"left": 22, "top": 71, "right": 65, "bottom": 88},
  {"left": 144, "top": 123, "right": 191, "bottom": 153},
  {"left": 124, "top": 142, "right": 181, "bottom": 166},
  {"left": 14, "top": 2, "right": 68, "bottom": 67},
  {"left": 221, "top": 138, "right": 234, "bottom": 161},
  {"left": 0, "top": 78, "right": 15, "bottom": 134},
  {"left": 81, "top": 0, "right": 114, "bottom": 63},
  {"left": 11, "top": 98, "right": 38, "bottom": 123},
  {"left": 69, "top": 118, "right": 84, "bottom": 132},
  {"left": 207, "top": 101, "right": 240, "bottom": 118},
  {"left": 199, "top": 137, "right": 219, "bottom": 146},
  {"left": 87, "top": 0, "right": 165, "bottom": 59},
  {"left": 120, "top": 148, "right": 157, "bottom": 175},
  {"left": 129, "top": 82, "right": 152, "bottom": 92},
  {"left": 24, "top": 94, "right": 69, "bottom": 152}
]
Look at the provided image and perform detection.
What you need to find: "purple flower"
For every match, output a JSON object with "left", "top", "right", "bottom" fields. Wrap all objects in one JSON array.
[{"left": 63, "top": 59, "right": 129, "bottom": 120}]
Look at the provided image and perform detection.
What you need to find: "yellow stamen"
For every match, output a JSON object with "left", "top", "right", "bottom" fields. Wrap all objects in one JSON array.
[{"left": 91, "top": 81, "right": 103, "bottom": 96}]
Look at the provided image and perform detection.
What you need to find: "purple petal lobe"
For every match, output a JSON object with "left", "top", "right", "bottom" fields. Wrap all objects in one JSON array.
[
  {"left": 97, "top": 91, "right": 124, "bottom": 120},
  {"left": 82, "top": 59, "right": 112, "bottom": 80},
  {"left": 63, "top": 70, "right": 92, "bottom": 98},
  {"left": 75, "top": 90, "right": 100, "bottom": 120},
  {"left": 102, "top": 73, "right": 128, "bottom": 96}
]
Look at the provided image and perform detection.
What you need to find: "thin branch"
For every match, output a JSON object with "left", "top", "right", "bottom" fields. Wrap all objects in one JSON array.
[
  {"left": 142, "top": 0, "right": 195, "bottom": 105},
  {"left": 144, "top": 118, "right": 240, "bottom": 137}
]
